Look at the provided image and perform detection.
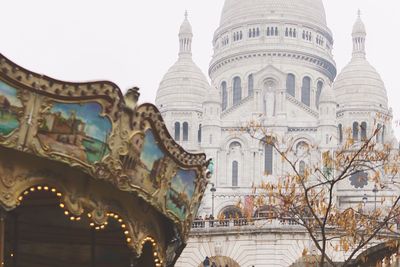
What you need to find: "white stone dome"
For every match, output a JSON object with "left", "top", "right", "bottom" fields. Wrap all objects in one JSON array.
[
  {"left": 204, "top": 87, "right": 220, "bottom": 104},
  {"left": 319, "top": 85, "right": 335, "bottom": 104},
  {"left": 156, "top": 57, "right": 209, "bottom": 111},
  {"left": 210, "top": 0, "right": 336, "bottom": 82},
  {"left": 334, "top": 58, "right": 387, "bottom": 109},
  {"left": 220, "top": 0, "right": 327, "bottom": 27},
  {"left": 334, "top": 13, "right": 388, "bottom": 109},
  {"left": 156, "top": 13, "right": 210, "bottom": 112}
]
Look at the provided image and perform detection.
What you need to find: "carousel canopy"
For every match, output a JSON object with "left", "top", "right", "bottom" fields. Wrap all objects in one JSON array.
[{"left": 0, "top": 53, "right": 209, "bottom": 267}]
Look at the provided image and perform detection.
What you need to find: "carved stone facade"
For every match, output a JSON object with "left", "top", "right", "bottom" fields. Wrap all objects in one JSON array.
[{"left": 156, "top": 1, "right": 398, "bottom": 266}]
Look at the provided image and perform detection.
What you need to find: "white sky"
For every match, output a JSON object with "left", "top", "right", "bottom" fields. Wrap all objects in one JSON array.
[{"left": 1, "top": 0, "right": 399, "bottom": 137}]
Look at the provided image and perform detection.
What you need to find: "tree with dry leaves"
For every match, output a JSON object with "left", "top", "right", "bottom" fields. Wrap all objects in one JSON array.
[{"left": 241, "top": 121, "right": 400, "bottom": 267}]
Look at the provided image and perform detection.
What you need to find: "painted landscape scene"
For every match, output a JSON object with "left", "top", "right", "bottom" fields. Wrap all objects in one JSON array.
[
  {"left": 0, "top": 81, "right": 23, "bottom": 136},
  {"left": 138, "top": 130, "right": 168, "bottom": 189},
  {"left": 38, "top": 102, "right": 112, "bottom": 164},
  {"left": 167, "top": 169, "right": 197, "bottom": 221}
]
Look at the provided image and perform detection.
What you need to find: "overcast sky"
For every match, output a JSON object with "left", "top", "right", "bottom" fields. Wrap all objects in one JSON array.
[{"left": 1, "top": 0, "right": 399, "bottom": 137}]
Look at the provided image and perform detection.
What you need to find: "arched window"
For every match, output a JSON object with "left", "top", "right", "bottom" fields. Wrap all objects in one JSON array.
[
  {"left": 233, "top": 77, "right": 242, "bottom": 105},
  {"left": 316, "top": 81, "right": 323, "bottom": 108},
  {"left": 296, "top": 141, "right": 309, "bottom": 158},
  {"left": 198, "top": 124, "right": 202, "bottom": 143},
  {"left": 229, "top": 141, "right": 242, "bottom": 150},
  {"left": 353, "top": 122, "right": 359, "bottom": 141},
  {"left": 221, "top": 81, "right": 227, "bottom": 111},
  {"left": 264, "top": 143, "right": 273, "bottom": 175},
  {"left": 299, "top": 161, "right": 306, "bottom": 177},
  {"left": 267, "top": 27, "right": 270, "bottom": 36},
  {"left": 338, "top": 124, "right": 343, "bottom": 144},
  {"left": 382, "top": 125, "right": 386, "bottom": 143},
  {"left": 361, "top": 122, "right": 367, "bottom": 140},
  {"left": 275, "top": 27, "right": 279, "bottom": 36},
  {"left": 286, "top": 74, "right": 295, "bottom": 97},
  {"left": 182, "top": 122, "right": 189, "bottom": 141},
  {"left": 232, "top": 161, "right": 239, "bottom": 187},
  {"left": 174, "top": 122, "right": 180, "bottom": 141},
  {"left": 248, "top": 74, "right": 254, "bottom": 96},
  {"left": 301, "top": 76, "right": 311, "bottom": 106}
]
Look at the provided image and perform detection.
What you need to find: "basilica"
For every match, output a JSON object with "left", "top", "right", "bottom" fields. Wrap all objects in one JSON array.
[{"left": 155, "top": 0, "right": 397, "bottom": 266}]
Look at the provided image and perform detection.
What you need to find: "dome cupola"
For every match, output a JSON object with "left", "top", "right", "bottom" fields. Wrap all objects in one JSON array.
[
  {"left": 352, "top": 10, "right": 367, "bottom": 59},
  {"left": 179, "top": 11, "right": 193, "bottom": 56}
]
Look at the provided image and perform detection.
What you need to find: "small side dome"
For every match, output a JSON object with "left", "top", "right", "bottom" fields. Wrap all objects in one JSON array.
[
  {"left": 156, "top": 12, "right": 210, "bottom": 112},
  {"left": 334, "top": 11, "right": 388, "bottom": 109},
  {"left": 204, "top": 88, "right": 220, "bottom": 104},
  {"left": 319, "top": 85, "right": 335, "bottom": 104}
]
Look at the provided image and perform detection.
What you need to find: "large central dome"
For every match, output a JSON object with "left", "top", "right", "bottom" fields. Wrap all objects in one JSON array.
[
  {"left": 210, "top": 0, "right": 336, "bottom": 82},
  {"left": 220, "top": 0, "right": 327, "bottom": 27}
]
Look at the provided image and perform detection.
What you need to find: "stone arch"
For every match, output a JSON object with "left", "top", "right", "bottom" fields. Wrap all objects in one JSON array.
[
  {"left": 198, "top": 256, "right": 240, "bottom": 267},
  {"left": 255, "top": 72, "right": 283, "bottom": 90},
  {"left": 351, "top": 241, "right": 400, "bottom": 266},
  {"left": 290, "top": 134, "right": 316, "bottom": 149},
  {"left": 222, "top": 136, "right": 249, "bottom": 151},
  {"left": 219, "top": 205, "right": 243, "bottom": 219}
]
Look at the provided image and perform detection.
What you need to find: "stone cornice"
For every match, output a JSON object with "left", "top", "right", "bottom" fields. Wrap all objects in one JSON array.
[
  {"left": 286, "top": 94, "right": 319, "bottom": 118},
  {"left": 288, "top": 127, "right": 318, "bottom": 133},
  {"left": 221, "top": 95, "right": 254, "bottom": 118},
  {"left": 209, "top": 49, "right": 337, "bottom": 81},
  {"left": 336, "top": 108, "right": 392, "bottom": 120},
  {"left": 214, "top": 18, "right": 333, "bottom": 44}
]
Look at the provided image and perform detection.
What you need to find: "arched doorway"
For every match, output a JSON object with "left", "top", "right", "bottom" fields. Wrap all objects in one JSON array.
[
  {"left": 2, "top": 186, "right": 156, "bottom": 267},
  {"left": 198, "top": 256, "right": 240, "bottom": 267},
  {"left": 219, "top": 205, "right": 242, "bottom": 220}
]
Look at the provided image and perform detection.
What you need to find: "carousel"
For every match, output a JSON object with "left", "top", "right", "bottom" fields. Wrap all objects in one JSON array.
[{"left": 0, "top": 54, "right": 209, "bottom": 267}]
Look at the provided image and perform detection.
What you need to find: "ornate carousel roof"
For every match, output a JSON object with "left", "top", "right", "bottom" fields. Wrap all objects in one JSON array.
[{"left": 0, "top": 53, "right": 209, "bottom": 267}]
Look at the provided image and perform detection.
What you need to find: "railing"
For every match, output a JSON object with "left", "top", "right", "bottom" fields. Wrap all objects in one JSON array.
[{"left": 191, "top": 217, "right": 301, "bottom": 229}]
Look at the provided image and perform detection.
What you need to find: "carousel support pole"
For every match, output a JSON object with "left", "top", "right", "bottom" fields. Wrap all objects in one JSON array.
[
  {"left": 12, "top": 214, "right": 18, "bottom": 267},
  {"left": 0, "top": 209, "right": 5, "bottom": 267},
  {"left": 91, "top": 228, "right": 96, "bottom": 267},
  {"left": 130, "top": 254, "right": 139, "bottom": 267}
]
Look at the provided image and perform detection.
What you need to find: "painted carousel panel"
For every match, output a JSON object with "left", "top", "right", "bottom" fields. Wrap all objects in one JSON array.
[
  {"left": 0, "top": 81, "right": 23, "bottom": 136},
  {"left": 167, "top": 168, "right": 197, "bottom": 221},
  {"left": 121, "top": 129, "right": 177, "bottom": 194},
  {"left": 38, "top": 102, "right": 112, "bottom": 164}
]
